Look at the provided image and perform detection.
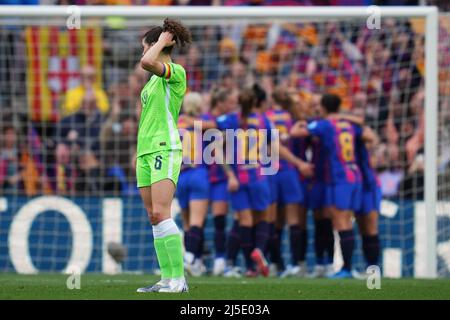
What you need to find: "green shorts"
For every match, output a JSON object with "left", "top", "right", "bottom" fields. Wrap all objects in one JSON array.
[{"left": 136, "top": 150, "right": 182, "bottom": 188}]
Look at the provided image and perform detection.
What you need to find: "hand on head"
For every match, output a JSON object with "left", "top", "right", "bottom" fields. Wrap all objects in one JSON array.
[{"left": 158, "top": 31, "right": 176, "bottom": 48}]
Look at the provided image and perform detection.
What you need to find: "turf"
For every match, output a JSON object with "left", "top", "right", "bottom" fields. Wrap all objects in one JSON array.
[{"left": 0, "top": 274, "right": 449, "bottom": 300}]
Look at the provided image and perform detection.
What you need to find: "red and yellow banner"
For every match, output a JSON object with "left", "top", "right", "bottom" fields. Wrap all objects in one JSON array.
[{"left": 25, "top": 26, "right": 103, "bottom": 122}]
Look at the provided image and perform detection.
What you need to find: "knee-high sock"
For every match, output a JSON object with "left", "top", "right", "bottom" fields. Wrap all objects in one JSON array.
[
  {"left": 289, "top": 225, "right": 302, "bottom": 265},
  {"left": 275, "top": 227, "right": 285, "bottom": 269},
  {"left": 314, "top": 219, "right": 326, "bottom": 265},
  {"left": 214, "top": 215, "right": 226, "bottom": 258},
  {"left": 254, "top": 221, "right": 270, "bottom": 253},
  {"left": 338, "top": 229, "right": 355, "bottom": 272},
  {"left": 240, "top": 226, "right": 254, "bottom": 270},
  {"left": 153, "top": 219, "right": 184, "bottom": 279},
  {"left": 323, "top": 219, "right": 335, "bottom": 264},
  {"left": 266, "top": 223, "right": 274, "bottom": 257},
  {"left": 314, "top": 218, "right": 334, "bottom": 265},
  {"left": 299, "top": 227, "right": 307, "bottom": 263},
  {"left": 183, "top": 227, "right": 191, "bottom": 255},
  {"left": 200, "top": 225, "right": 205, "bottom": 257},
  {"left": 226, "top": 219, "right": 240, "bottom": 265},
  {"left": 164, "top": 234, "right": 185, "bottom": 278},
  {"left": 362, "top": 235, "right": 380, "bottom": 266},
  {"left": 153, "top": 238, "right": 171, "bottom": 279},
  {"left": 268, "top": 223, "right": 283, "bottom": 267},
  {"left": 185, "top": 226, "right": 203, "bottom": 259}
]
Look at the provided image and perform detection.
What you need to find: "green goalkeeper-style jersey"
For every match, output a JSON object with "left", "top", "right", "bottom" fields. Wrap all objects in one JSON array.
[{"left": 137, "top": 62, "right": 186, "bottom": 157}]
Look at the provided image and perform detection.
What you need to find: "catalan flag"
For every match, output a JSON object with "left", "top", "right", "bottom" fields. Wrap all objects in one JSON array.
[{"left": 25, "top": 26, "right": 103, "bottom": 122}]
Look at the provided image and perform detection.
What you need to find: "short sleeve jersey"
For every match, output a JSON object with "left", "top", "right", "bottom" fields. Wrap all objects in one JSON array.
[
  {"left": 307, "top": 118, "right": 362, "bottom": 185},
  {"left": 137, "top": 62, "right": 186, "bottom": 157},
  {"left": 216, "top": 111, "right": 274, "bottom": 184},
  {"left": 178, "top": 113, "right": 211, "bottom": 170},
  {"left": 202, "top": 112, "right": 228, "bottom": 184},
  {"left": 265, "top": 109, "right": 294, "bottom": 171},
  {"left": 355, "top": 137, "right": 381, "bottom": 190}
]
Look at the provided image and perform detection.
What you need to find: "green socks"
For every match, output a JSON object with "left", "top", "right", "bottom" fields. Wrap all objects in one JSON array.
[
  {"left": 153, "top": 238, "right": 171, "bottom": 279},
  {"left": 152, "top": 219, "right": 185, "bottom": 279},
  {"left": 163, "top": 234, "right": 185, "bottom": 279}
]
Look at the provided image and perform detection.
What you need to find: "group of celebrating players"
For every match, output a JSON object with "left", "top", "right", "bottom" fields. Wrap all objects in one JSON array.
[{"left": 176, "top": 84, "right": 382, "bottom": 280}]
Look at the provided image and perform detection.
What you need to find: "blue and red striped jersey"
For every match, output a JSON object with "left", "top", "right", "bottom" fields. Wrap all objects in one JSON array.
[{"left": 307, "top": 118, "right": 362, "bottom": 185}]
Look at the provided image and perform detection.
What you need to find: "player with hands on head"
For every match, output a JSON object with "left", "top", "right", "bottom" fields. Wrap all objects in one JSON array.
[{"left": 136, "top": 18, "right": 192, "bottom": 293}]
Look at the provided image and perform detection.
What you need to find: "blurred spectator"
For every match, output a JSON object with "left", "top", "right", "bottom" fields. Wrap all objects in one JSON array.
[
  {"left": 399, "top": 151, "right": 425, "bottom": 200},
  {"left": 376, "top": 143, "right": 404, "bottom": 198},
  {"left": 103, "top": 26, "right": 141, "bottom": 88},
  {"left": 62, "top": 65, "right": 109, "bottom": 118},
  {"left": 56, "top": 88, "right": 105, "bottom": 194},
  {"left": 218, "top": 38, "right": 239, "bottom": 79},
  {"left": 3, "top": 7, "right": 449, "bottom": 199},
  {"left": 272, "top": 42, "right": 296, "bottom": 78},
  {"left": 405, "top": 90, "right": 425, "bottom": 165},
  {"left": 176, "top": 0, "right": 220, "bottom": 4},
  {"left": 439, "top": 98, "right": 450, "bottom": 173},
  {"left": 198, "top": 26, "right": 222, "bottom": 85},
  {"left": 186, "top": 45, "right": 203, "bottom": 92},
  {"left": 20, "top": 126, "right": 53, "bottom": 196},
  {"left": 100, "top": 96, "right": 138, "bottom": 195},
  {"left": 373, "top": 0, "right": 419, "bottom": 4},
  {"left": 429, "top": 0, "right": 450, "bottom": 11},
  {"left": 0, "top": 125, "right": 22, "bottom": 194}
]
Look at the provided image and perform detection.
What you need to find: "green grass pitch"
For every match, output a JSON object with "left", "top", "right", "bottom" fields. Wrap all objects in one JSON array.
[{"left": 1, "top": 274, "right": 449, "bottom": 300}]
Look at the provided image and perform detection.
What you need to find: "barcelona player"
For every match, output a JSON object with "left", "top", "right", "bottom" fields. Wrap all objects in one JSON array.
[
  {"left": 265, "top": 87, "right": 311, "bottom": 277},
  {"left": 355, "top": 124, "right": 381, "bottom": 269},
  {"left": 215, "top": 88, "right": 274, "bottom": 277},
  {"left": 205, "top": 87, "right": 239, "bottom": 276},
  {"left": 176, "top": 92, "right": 211, "bottom": 277},
  {"left": 181, "top": 87, "right": 242, "bottom": 277},
  {"left": 184, "top": 87, "right": 240, "bottom": 276},
  {"left": 291, "top": 93, "right": 374, "bottom": 279},
  {"left": 250, "top": 84, "right": 283, "bottom": 277},
  {"left": 136, "top": 19, "right": 191, "bottom": 293},
  {"left": 305, "top": 94, "right": 335, "bottom": 278}
]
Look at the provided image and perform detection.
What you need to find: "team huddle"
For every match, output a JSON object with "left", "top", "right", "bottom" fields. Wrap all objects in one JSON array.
[
  {"left": 176, "top": 86, "right": 381, "bottom": 280},
  {"left": 135, "top": 19, "right": 381, "bottom": 293}
]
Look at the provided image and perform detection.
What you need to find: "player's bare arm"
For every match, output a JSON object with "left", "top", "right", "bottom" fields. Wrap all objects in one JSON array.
[
  {"left": 183, "top": 114, "right": 217, "bottom": 130},
  {"left": 279, "top": 144, "right": 314, "bottom": 178},
  {"left": 290, "top": 120, "right": 309, "bottom": 138},
  {"left": 328, "top": 113, "right": 365, "bottom": 126}
]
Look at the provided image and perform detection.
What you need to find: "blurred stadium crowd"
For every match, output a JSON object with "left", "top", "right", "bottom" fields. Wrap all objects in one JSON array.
[
  {"left": 0, "top": 3, "right": 449, "bottom": 201},
  {"left": 0, "top": 1, "right": 449, "bottom": 9}
]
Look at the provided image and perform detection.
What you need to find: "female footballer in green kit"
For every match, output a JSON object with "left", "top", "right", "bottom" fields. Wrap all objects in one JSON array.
[{"left": 136, "top": 19, "right": 191, "bottom": 293}]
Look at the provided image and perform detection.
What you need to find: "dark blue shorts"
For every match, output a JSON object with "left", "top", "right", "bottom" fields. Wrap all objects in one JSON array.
[
  {"left": 273, "top": 168, "right": 304, "bottom": 206},
  {"left": 308, "top": 181, "right": 327, "bottom": 210},
  {"left": 209, "top": 180, "right": 230, "bottom": 203},
  {"left": 357, "top": 186, "right": 382, "bottom": 216},
  {"left": 176, "top": 167, "right": 210, "bottom": 210},
  {"left": 267, "top": 174, "right": 278, "bottom": 204},
  {"left": 325, "top": 183, "right": 362, "bottom": 212},
  {"left": 231, "top": 178, "right": 271, "bottom": 212}
]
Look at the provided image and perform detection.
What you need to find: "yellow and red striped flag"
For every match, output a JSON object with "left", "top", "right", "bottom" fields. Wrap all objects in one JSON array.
[{"left": 25, "top": 26, "right": 103, "bottom": 122}]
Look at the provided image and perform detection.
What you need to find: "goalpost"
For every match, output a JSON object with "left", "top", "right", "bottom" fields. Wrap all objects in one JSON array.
[{"left": 0, "top": 5, "right": 440, "bottom": 278}]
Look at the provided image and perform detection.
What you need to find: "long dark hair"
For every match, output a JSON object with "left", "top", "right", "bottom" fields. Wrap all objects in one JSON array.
[
  {"left": 238, "top": 88, "right": 257, "bottom": 128},
  {"left": 143, "top": 18, "right": 192, "bottom": 55},
  {"left": 252, "top": 83, "right": 266, "bottom": 109}
]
